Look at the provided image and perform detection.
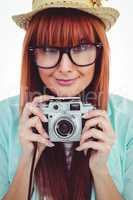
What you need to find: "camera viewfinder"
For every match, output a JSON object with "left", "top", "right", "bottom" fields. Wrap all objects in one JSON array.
[{"left": 70, "top": 103, "right": 80, "bottom": 110}]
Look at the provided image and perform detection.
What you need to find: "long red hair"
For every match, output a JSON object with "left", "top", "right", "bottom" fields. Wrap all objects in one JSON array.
[{"left": 19, "top": 8, "right": 110, "bottom": 200}]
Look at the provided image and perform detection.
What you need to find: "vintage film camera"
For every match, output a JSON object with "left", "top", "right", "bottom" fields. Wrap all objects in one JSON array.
[{"left": 39, "top": 97, "right": 95, "bottom": 142}]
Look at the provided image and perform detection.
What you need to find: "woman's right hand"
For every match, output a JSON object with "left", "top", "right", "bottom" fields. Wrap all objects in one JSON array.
[{"left": 19, "top": 95, "right": 55, "bottom": 158}]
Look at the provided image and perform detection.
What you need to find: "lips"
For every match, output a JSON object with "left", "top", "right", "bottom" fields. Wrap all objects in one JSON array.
[{"left": 56, "top": 78, "right": 78, "bottom": 86}]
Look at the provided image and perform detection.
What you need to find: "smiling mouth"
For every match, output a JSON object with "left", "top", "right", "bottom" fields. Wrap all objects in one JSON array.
[{"left": 56, "top": 78, "right": 78, "bottom": 85}]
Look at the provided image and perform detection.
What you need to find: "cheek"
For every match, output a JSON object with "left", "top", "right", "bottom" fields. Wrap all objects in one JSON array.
[
  {"left": 83, "top": 66, "right": 95, "bottom": 83},
  {"left": 38, "top": 66, "right": 95, "bottom": 94},
  {"left": 38, "top": 69, "right": 53, "bottom": 85}
]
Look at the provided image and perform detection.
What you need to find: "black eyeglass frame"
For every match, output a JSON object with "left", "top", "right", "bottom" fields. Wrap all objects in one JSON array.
[{"left": 29, "top": 42, "right": 103, "bottom": 69}]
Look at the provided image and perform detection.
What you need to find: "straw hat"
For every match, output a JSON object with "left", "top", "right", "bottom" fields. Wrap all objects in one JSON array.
[{"left": 12, "top": 0, "right": 120, "bottom": 31}]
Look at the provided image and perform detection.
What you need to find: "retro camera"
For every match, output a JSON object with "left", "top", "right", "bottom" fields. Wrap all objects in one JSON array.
[{"left": 39, "top": 97, "right": 94, "bottom": 142}]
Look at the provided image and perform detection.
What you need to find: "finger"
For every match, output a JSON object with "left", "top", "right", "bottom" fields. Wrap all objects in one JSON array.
[
  {"left": 76, "top": 140, "right": 111, "bottom": 152},
  {"left": 26, "top": 116, "right": 49, "bottom": 139},
  {"left": 82, "top": 116, "right": 111, "bottom": 133},
  {"left": 80, "top": 128, "right": 104, "bottom": 145},
  {"left": 81, "top": 128, "right": 116, "bottom": 147},
  {"left": 83, "top": 109, "right": 109, "bottom": 121},
  {"left": 21, "top": 102, "right": 48, "bottom": 123},
  {"left": 25, "top": 133, "right": 54, "bottom": 147},
  {"left": 84, "top": 149, "right": 88, "bottom": 156},
  {"left": 20, "top": 95, "right": 54, "bottom": 122},
  {"left": 32, "top": 95, "right": 55, "bottom": 104}
]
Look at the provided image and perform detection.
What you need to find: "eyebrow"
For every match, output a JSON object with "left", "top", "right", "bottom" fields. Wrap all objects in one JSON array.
[
  {"left": 47, "top": 38, "right": 91, "bottom": 47},
  {"left": 79, "top": 38, "right": 92, "bottom": 43},
  {"left": 44, "top": 43, "right": 90, "bottom": 49}
]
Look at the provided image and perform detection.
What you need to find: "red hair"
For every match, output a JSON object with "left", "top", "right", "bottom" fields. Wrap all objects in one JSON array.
[{"left": 20, "top": 8, "right": 110, "bottom": 200}]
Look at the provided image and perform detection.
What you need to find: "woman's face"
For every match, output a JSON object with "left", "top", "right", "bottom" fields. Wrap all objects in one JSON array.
[{"left": 38, "top": 50, "right": 95, "bottom": 97}]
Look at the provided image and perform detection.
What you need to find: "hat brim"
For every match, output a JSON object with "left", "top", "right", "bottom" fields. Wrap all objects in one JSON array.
[{"left": 12, "top": 3, "right": 120, "bottom": 31}]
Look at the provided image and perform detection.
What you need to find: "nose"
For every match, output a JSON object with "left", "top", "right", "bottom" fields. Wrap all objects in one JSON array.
[{"left": 57, "top": 53, "right": 74, "bottom": 73}]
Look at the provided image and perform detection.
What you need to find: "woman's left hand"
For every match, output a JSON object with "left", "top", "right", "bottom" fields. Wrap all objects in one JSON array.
[{"left": 75, "top": 109, "right": 117, "bottom": 174}]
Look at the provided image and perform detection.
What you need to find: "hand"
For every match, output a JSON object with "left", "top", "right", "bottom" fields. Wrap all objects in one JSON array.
[
  {"left": 75, "top": 109, "right": 117, "bottom": 174},
  {"left": 19, "top": 95, "right": 55, "bottom": 158}
]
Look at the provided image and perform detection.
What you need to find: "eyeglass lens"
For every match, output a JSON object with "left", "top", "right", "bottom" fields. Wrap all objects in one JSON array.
[{"left": 33, "top": 43, "right": 98, "bottom": 68}]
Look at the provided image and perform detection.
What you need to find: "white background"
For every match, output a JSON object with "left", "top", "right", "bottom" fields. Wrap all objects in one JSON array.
[{"left": 0, "top": 0, "right": 133, "bottom": 101}]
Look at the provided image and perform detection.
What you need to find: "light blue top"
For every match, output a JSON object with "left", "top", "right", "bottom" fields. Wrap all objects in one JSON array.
[{"left": 0, "top": 94, "right": 133, "bottom": 200}]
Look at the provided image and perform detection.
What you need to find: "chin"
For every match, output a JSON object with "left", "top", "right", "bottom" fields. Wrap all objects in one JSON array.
[
  {"left": 52, "top": 89, "right": 82, "bottom": 97},
  {"left": 45, "top": 85, "right": 84, "bottom": 97}
]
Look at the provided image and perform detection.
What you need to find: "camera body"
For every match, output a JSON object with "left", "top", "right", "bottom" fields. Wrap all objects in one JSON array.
[{"left": 39, "top": 97, "right": 94, "bottom": 142}]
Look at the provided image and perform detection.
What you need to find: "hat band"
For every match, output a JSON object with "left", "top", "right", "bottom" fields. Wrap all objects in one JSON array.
[{"left": 32, "top": 0, "right": 96, "bottom": 10}]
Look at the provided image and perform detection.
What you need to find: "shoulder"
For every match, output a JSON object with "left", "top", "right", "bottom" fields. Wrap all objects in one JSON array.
[
  {"left": 0, "top": 95, "right": 20, "bottom": 145},
  {"left": 108, "top": 94, "right": 133, "bottom": 148},
  {"left": 0, "top": 95, "right": 19, "bottom": 117},
  {"left": 0, "top": 95, "right": 19, "bottom": 109},
  {"left": 108, "top": 93, "right": 133, "bottom": 119}
]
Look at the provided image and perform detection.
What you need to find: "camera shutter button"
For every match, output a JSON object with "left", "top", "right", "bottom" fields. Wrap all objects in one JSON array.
[{"left": 53, "top": 105, "right": 59, "bottom": 110}]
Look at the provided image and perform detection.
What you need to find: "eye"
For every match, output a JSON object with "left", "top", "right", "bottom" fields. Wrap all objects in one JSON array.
[
  {"left": 72, "top": 44, "right": 91, "bottom": 52},
  {"left": 44, "top": 47, "right": 59, "bottom": 53}
]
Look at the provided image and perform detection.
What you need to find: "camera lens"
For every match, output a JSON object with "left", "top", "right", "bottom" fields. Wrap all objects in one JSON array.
[{"left": 55, "top": 118, "right": 74, "bottom": 138}]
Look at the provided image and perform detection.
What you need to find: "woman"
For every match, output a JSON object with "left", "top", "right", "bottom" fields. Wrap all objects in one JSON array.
[{"left": 0, "top": 0, "right": 133, "bottom": 200}]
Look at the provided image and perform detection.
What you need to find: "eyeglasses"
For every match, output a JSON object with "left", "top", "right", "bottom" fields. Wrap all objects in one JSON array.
[{"left": 29, "top": 42, "right": 103, "bottom": 69}]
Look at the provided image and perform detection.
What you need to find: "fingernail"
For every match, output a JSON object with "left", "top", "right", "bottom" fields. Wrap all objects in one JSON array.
[
  {"left": 82, "top": 113, "right": 88, "bottom": 118},
  {"left": 42, "top": 116, "right": 48, "bottom": 122},
  {"left": 49, "top": 96, "right": 55, "bottom": 98},
  {"left": 75, "top": 147, "right": 81, "bottom": 151},
  {"left": 44, "top": 133, "right": 49, "bottom": 139},
  {"left": 84, "top": 150, "right": 87, "bottom": 156},
  {"left": 47, "top": 142, "right": 55, "bottom": 147}
]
